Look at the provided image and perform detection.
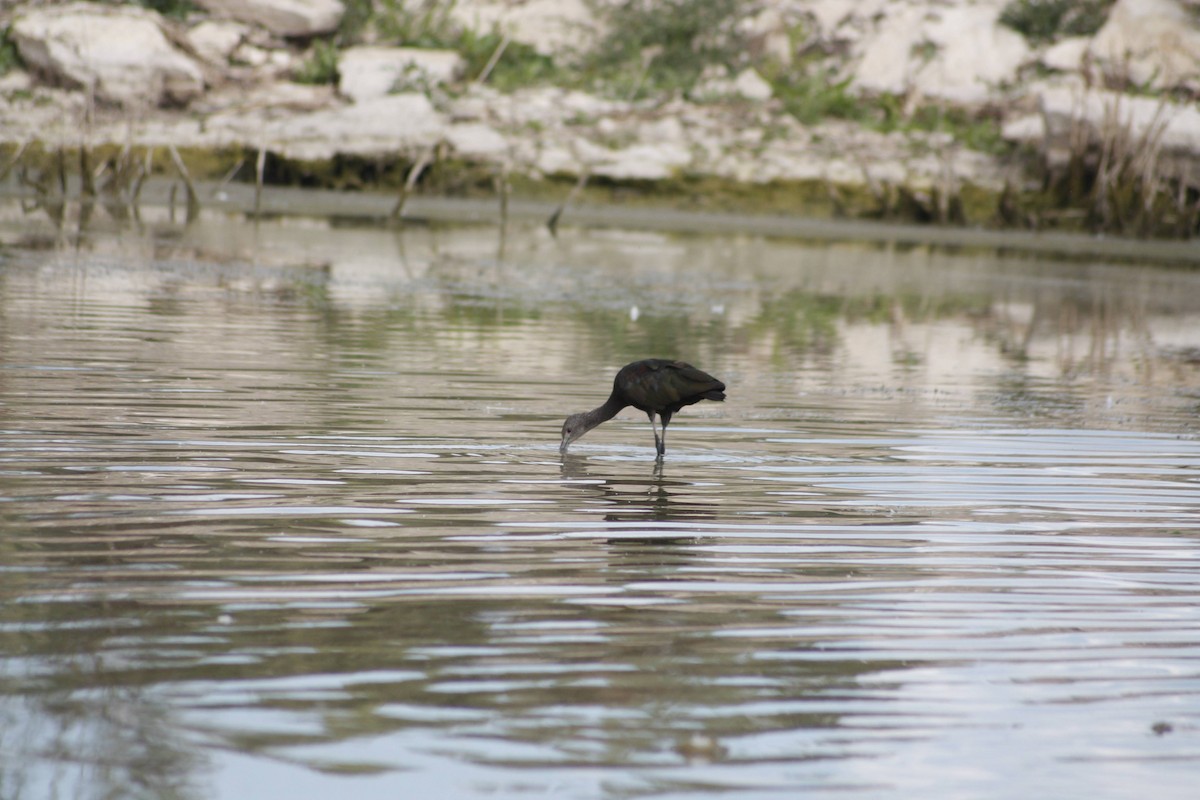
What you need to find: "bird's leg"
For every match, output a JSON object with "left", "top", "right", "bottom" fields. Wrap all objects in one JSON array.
[
  {"left": 659, "top": 412, "right": 672, "bottom": 456},
  {"left": 646, "top": 411, "right": 661, "bottom": 455}
]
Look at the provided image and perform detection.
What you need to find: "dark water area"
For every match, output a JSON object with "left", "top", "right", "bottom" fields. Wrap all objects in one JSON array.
[{"left": 1, "top": 202, "right": 1199, "bottom": 799}]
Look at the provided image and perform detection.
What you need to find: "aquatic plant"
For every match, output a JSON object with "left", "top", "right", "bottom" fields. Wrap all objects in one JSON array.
[{"left": 1036, "top": 95, "right": 1200, "bottom": 238}]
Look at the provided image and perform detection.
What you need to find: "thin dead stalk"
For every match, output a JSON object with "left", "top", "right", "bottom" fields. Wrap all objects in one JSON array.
[
  {"left": 391, "top": 146, "right": 437, "bottom": 220},
  {"left": 547, "top": 168, "right": 589, "bottom": 235},
  {"left": 167, "top": 144, "right": 200, "bottom": 221}
]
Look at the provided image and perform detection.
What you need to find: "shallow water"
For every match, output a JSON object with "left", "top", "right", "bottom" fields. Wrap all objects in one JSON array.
[{"left": 2, "top": 202, "right": 1199, "bottom": 799}]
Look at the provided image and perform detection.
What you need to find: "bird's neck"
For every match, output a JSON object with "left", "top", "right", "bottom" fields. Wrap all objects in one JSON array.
[{"left": 582, "top": 394, "right": 626, "bottom": 433}]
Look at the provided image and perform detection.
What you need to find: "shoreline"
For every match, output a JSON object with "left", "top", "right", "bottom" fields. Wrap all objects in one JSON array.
[{"left": 5, "top": 177, "right": 1200, "bottom": 267}]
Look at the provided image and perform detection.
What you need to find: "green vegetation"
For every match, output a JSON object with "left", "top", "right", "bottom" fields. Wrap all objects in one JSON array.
[
  {"left": 880, "top": 100, "right": 1010, "bottom": 156},
  {"left": 0, "top": 26, "right": 20, "bottom": 77},
  {"left": 334, "top": 0, "right": 561, "bottom": 89},
  {"left": 582, "top": 0, "right": 750, "bottom": 99},
  {"left": 455, "top": 31, "right": 559, "bottom": 91},
  {"left": 131, "top": 0, "right": 198, "bottom": 19},
  {"left": 772, "top": 67, "right": 862, "bottom": 125},
  {"left": 295, "top": 40, "right": 339, "bottom": 85},
  {"left": 998, "top": 0, "right": 1115, "bottom": 45}
]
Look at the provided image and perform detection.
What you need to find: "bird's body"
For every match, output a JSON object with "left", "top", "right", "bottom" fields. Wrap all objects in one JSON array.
[{"left": 560, "top": 359, "right": 726, "bottom": 457}]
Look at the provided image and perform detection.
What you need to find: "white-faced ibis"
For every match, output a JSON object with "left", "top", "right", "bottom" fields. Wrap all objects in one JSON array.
[{"left": 560, "top": 359, "right": 725, "bottom": 457}]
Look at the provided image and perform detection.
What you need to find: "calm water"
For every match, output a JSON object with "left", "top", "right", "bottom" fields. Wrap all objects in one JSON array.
[{"left": 2, "top": 202, "right": 1200, "bottom": 799}]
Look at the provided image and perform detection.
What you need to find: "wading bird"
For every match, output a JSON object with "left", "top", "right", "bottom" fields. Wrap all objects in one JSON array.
[{"left": 560, "top": 359, "right": 725, "bottom": 457}]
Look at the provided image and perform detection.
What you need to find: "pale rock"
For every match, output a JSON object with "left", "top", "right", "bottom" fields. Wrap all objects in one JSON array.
[
  {"left": 804, "top": 0, "right": 893, "bottom": 43},
  {"left": 854, "top": 5, "right": 1030, "bottom": 104},
  {"left": 1034, "top": 84, "right": 1200, "bottom": 172},
  {"left": 638, "top": 116, "right": 686, "bottom": 146},
  {"left": 738, "top": 6, "right": 794, "bottom": 65},
  {"left": 233, "top": 43, "right": 273, "bottom": 68},
  {"left": 853, "top": 5, "right": 934, "bottom": 95},
  {"left": 594, "top": 117, "right": 621, "bottom": 137},
  {"left": 1000, "top": 112, "right": 1044, "bottom": 145},
  {"left": 445, "top": 87, "right": 496, "bottom": 122},
  {"left": 1089, "top": 0, "right": 1200, "bottom": 91},
  {"left": 733, "top": 68, "right": 774, "bottom": 101},
  {"left": 0, "top": 82, "right": 89, "bottom": 146},
  {"left": 444, "top": 122, "right": 509, "bottom": 159},
  {"left": 250, "top": 93, "right": 448, "bottom": 160},
  {"left": 570, "top": 136, "right": 616, "bottom": 166},
  {"left": 258, "top": 80, "right": 339, "bottom": 111},
  {"left": 0, "top": 69, "right": 33, "bottom": 94},
  {"left": 338, "top": 46, "right": 464, "bottom": 102},
  {"left": 820, "top": 158, "right": 862, "bottom": 185},
  {"left": 918, "top": 7, "right": 1030, "bottom": 103},
  {"left": 500, "top": 87, "right": 563, "bottom": 126},
  {"left": 690, "top": 131, "right": 724, "bottom": 164},
  {"left": 734, "top": 127, "right": 764, "bottom": 148},
  {"left": 1042, "top": 36, "right": 1091, "bottom": 74},
  {"left": 195, "top": 79, "right": 337, "bottom": 115},
  {"left": 229, "top": 40, "right": 294, "bottom": 78},
  {"left": 493, "top": 87, "right": 618, "bottom": 128},
  {"left": 533, "top": 142, "right": 577, "bottom": 176},
  {"left": 434, "top": 0, "right": 598, "bottom": 57},
  {"left": 192, "top": 0, "right": 343, "bottom": 38},
  {"left": 592, "top": 141, "right": 693, "bottom": 181},
  {"left": 187, "top": 20, "right": 248, "bottom": 64},
  {"left": 856, "top": 155, "right": 906, "bottom": 186},
  {"left": 11, "top": 3, "right": 204, "bottom": 108},
  {"left": 559, "top": 90, "right": 621, "bottom": 120},
  {"left": 269, "top": 49, "right": 295, "bottom": 70},
  {"left": 691, "top": 67, "right": 773, "bottom": 102}
]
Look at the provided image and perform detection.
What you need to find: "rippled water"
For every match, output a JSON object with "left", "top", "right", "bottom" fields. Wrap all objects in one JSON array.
[{"left": 2, "top": 203, "right": 1199, "bottom": 799}]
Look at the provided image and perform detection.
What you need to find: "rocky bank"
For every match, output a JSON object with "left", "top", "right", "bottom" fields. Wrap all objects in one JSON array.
[{"left": 2, "top": 0, "right": 1200, "bottom": 230}]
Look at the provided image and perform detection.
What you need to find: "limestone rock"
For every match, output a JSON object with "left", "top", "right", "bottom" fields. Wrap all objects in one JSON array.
[
  {"left": 435, "top": 0, "right": 598, "bottom": 57},
  {"left": 187, "top": 20, "right": 248, "bottom": 65},
  {"left": 1031, "top": 84, "right": 1200, "bottom": 174},
  {"left": 733, "top": 69, "right": 774, "bottom": 101},
  {"left": 11, "top": 3, "right": 204, "bottom": 108},
  {"left": 194, "top": 79, "right": 337, "bottom": 115},
  {"left": 254, "top": 93, "right": 448, "bottom": 160},
  {"left": 1041, "top": 37, "right": 1092, "bottom": 74},
  {"left": 444, "top": 122, "right": 509, "bottom": 159},
  {"left": 192, "top": 0, "right": 343, "bottom": 38},
  {"left": 692, "top": 67, "right": 774, "bottom": 102},
  {"left": 853, "top": 5, "right": 1030, "bottom": 105},
  {"left": 591, "top": 141, "right": 693, "bottom": 181},
  {"left": 532, "top": 141, "right": 577, "bottom": 177},
  {"left": 484, "top": 87, "right": 621, "bottom": 129},
  {"left": 338, "top": 47, "right": 464, "bottom": 102},
  {"left": 1089, "top": 0, "right": 1200, "bottom": 91},
  {"left": 1000, "top": 112, "right": 1044, "bottom": 146},
  {"left": 738, "top": 6, "right": 795, "bottom": 66}
]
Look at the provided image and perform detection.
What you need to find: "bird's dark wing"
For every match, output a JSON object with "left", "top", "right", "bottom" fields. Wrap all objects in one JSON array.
[{"left": 616, "top": 359, "right": 725, "bottom": 413}]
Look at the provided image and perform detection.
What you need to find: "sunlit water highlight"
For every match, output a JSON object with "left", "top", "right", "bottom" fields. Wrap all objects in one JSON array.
[{"left": 1, "top": 205, "right": 1199, "bottom": 799}]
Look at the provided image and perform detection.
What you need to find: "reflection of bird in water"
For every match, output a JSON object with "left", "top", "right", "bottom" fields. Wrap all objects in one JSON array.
[
  {"left": 560, "top": 454, "right": 718, "bottom": 529},
  {"left": 560, "top": 359, "right": 725, "bottom": 458}
]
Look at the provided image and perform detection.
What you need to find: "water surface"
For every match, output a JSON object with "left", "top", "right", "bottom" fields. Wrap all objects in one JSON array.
[{"left": 2, "top": 203, "right": 1199, "bottom": 799}]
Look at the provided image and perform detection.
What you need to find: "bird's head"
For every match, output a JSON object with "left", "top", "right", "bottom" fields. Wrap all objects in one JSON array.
[{"left": 560, "top": 413, "right": 588, "bottom": 453}]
